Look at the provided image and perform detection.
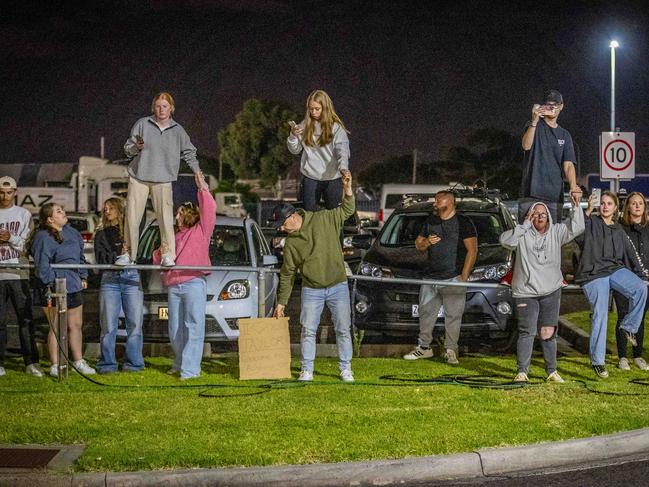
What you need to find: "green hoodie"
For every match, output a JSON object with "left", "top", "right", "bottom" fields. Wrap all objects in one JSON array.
[{"left": 277, "top": 195, "right": 355, "bottom": 305}]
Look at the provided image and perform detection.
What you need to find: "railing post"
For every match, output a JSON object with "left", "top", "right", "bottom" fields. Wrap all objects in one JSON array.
[
  {"left": 55, "top": 278, "right": 68, "bottom": 381},
  {"left": 258, "top": 268, "right": 266, "bottom": 318}
]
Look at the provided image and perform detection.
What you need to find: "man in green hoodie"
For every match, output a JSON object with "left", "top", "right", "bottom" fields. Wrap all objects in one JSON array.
[{"left": 273, "top": 169, "right": 355, "bottom": 383}]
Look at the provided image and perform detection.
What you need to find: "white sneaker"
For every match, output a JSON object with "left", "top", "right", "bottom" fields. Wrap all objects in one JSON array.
[
  {"left": 0, "top": 366, "right": 5, "bottom": 376},
  {"left": 50, "top": 365, "right": 58, "bottom": 378},
  {"left": 547, "top": 371, "right": 565, "bottom": 383},
  {"left": 297, "top": 370, "right": 313, "bottom": 381},
  {"left": 340, "top": 369, "right": 355, "bottom": 383},
  {"left": 114, "top": 254, "right": 132, "bottom": 266},
  {"left": 445, "top": 349, "right": 459, "bottom": 365},
  {"left": 634, "top": 357, "right": 649, "bottom": 371},
  {"left": 161, "top": 255, "right": 176, "bottom": 267},
  {"left": 26, "top": 364, "right": 44, "bottom": 378},
  {"left": 514, "top": 372, "right": 529, "bottom": 382},
  {"left": 618, "top": 357, "right": 631, "bottom": 370},
  {"left": 403, "top": 346, "right": 433, "bottom": 360},
  {"left": 73, "top": 359, "right": 96, "bottom": 375}
]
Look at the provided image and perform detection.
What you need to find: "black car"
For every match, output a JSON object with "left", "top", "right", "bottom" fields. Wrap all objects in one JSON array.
[{"left": 352, "top": 189, "right": 516, "bottom": 345}]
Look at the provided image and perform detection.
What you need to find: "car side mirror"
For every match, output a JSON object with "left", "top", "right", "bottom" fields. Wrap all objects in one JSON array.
[
  {"left": 261, "top": 254, "right": 279, "bottom": 266},
  {"left": 351, "top": 234, "right": 373, "bottom": 250}
]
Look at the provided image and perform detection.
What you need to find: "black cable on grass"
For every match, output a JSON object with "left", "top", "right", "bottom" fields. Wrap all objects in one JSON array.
[{"left": 46, "top": 314, "right": 649, "bottom": 397}]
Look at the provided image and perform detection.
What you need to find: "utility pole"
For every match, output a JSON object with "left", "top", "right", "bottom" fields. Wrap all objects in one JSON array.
[
  {"left": 412, "top": 148, "right": 418, "bottom": 184},
  {"left": 100, "top": 136, "right": 105, "bottom": 159}
]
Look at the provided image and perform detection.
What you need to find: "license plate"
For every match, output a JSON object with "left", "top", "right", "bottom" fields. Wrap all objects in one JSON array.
[
  {"left": 158, "top": 307, "right": 168, "bottom": 320},
  {"left": 412, "top": 305, "right": 445, "bottom": 318}
]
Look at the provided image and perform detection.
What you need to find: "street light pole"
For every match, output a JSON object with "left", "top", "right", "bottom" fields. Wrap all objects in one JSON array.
[{"left": 610, "top": 40, "right": 619, "bottom": 193}]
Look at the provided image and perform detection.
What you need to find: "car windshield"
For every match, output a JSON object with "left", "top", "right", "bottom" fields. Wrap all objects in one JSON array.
[
  {"left": 210, "top": 226, "right": 249, "bottom": 265},
  {"left": 137, "top": 224, "right": 250, "bottom": 266},
  {"left": 379, "top": 212, "right": 506, "bottom": 248}
]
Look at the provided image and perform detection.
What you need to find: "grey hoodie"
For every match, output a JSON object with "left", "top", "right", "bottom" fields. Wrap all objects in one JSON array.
[
  {"left": 287, "top": 121, "right": 349, "bottom": 181},
  {"left": 499, "top": 202, "right": 585, "bottom": 298}
]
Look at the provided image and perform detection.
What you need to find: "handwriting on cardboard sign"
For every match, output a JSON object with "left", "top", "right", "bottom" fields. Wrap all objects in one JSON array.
[{"left": 238, "top": 317, "right": 291, "bottom": 380}]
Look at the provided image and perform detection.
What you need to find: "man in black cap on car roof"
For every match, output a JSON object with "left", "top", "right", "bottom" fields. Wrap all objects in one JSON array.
[{"left": 519, "top": 90, "right": 581, "bottom": 223}]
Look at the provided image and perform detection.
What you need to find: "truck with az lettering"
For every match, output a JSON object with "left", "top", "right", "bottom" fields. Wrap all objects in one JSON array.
[{"left": 1, "top": 156, "right": 129, "bottom": 215}]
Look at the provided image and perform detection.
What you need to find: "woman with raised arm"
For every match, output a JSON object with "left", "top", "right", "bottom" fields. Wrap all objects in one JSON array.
[
  {"left": 500, "top": 200, "right": 584, "bottom": 383},
  {"left": 575, "top": 191, "right": 648, "bottom": 378},
  {"left": 153, "top": 173, "right": 216, "bottom": 379},
  {"left": 287, "top": 89, "right": 350, "bottom": 211}
]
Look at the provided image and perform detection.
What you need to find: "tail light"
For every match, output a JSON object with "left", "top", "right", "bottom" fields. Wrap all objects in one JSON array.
[
  {"left": 378, "top": 208, "right": 384, "bottom": 223},
  {"left": 80, "top": 231, "right": 93, "bottom": 242}
]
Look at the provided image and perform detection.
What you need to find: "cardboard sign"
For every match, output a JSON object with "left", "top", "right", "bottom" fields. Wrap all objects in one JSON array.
[{"left": 238, "top": 317, "right": 291, "bottom": 380}]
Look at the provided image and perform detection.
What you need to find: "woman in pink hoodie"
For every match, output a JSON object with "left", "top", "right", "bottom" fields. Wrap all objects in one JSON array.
[{"left": 153, "top": 173, "right": 216, "bottom": 379}]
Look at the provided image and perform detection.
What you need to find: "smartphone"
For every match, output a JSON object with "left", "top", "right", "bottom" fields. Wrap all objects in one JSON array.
[
  {"left": 592, "top": 188, "right": 602, "bottom": 207},
  {"left": 135, "top": 135, "right": 144, "bottom": 144}
]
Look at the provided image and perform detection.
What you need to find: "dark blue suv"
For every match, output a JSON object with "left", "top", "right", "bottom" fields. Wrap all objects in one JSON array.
[{"left": 352, "top": 190, "right": 516, "bottom": 345}]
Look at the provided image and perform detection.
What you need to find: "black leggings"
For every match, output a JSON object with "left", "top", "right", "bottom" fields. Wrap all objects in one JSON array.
[{"left": 301, "top": 176, "right": 343, "bottom": 211}]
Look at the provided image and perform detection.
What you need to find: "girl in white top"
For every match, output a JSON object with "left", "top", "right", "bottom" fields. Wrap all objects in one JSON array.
[{"left": 287, "top": 90, "right": 350, "bottom": 211}]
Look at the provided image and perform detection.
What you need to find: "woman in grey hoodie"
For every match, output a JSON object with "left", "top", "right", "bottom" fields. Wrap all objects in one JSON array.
[
  {"left": 287, "top": 90, "right": 350, "bottom": 211},
  {"left": 500, "top": 201, "right": 584, "bottom": 382}
]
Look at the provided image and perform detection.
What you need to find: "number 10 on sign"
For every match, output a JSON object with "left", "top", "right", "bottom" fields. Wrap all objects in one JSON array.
[{"left": 600, "top": 132, "right": 635, "bottom": 180}]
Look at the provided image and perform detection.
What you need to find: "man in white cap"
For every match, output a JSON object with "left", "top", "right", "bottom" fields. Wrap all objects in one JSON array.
[{"left": 0, "top": 176, "right": 43, "bottom": 377}]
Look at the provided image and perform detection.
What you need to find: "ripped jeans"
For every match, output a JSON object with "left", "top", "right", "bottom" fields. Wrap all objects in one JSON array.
[{"left": 514, "top": 289, "right": 561, "bottom": 375}]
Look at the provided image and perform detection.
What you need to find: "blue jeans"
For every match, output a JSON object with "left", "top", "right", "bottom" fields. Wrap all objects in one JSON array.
[
  {"left": 97, "top": 270, "right": 144, "bottom": 373},
  {"left": 300, "top": 282, "right": 353, "bottom": 373},
  {"left": 582, "top": 268, "right": 648, "bottom": 366},
  {"left": 168, "top": 277, "right": 206, "bottom": 378}
]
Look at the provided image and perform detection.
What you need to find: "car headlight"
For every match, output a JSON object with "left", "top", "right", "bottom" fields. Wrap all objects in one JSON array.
[
  {"left": 219, "top": 280, "right": 250, "bottom": 300},
  {"left": 359, "top": 263, "right": 384, "bottom": 278},
  {"left": 342, "top": 236, "right": 353, "bottom": 249},
  {"left": 469, "top": 263, "right": 511, "bottom": 282}
]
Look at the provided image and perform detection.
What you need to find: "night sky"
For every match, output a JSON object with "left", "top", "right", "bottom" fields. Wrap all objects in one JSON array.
[{"left": 2, "top": 0, "right": 649, "bottom": 181}]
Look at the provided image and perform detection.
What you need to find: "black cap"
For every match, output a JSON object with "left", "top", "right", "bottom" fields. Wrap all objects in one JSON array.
[
  {"left": 269, "top": 203, "right": 296, "bottom": 229},
  {"left": 544, "top": 90, "right": 563, "bottom": 104}
]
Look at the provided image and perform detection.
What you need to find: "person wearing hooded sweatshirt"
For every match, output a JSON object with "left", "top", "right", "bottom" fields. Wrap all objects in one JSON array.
[
  {"left": 500, "top": 200, "right": 584, "bottom": 382},
  {"left": 574, "top": 191, "right": 648, "bottom": 379}
]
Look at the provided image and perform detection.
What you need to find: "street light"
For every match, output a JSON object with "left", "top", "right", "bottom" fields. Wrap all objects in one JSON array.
[
  {"left": 609, "top": 40, "right": 619, "bottom": 132},
  {"left": 609, "top": 40, "right": 619, "bottom": 193}
]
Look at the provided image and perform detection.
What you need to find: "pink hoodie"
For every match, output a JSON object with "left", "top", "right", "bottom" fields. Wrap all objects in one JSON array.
[{"left": 153, "top": 186, "right": 216, "bottom": 287}]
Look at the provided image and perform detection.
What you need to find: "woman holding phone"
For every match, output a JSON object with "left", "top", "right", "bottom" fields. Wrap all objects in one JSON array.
[
  {"left": 575, "top": 191, "right": 648, "bottom": 378},
  {"left": 287, "top": 90, "right": 350, "bottom": 211}
]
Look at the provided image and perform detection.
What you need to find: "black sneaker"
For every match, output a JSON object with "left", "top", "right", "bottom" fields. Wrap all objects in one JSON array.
[
  {"left": 592, "top": 364, "right": 609, "bottom": 378},
  {"left": 625, "top": 331, "right": 638, "bottom": 347}
]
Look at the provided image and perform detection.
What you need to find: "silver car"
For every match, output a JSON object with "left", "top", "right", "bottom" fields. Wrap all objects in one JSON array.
[{"left": 136, "top": 216, "right": 279, "bottom": 342}]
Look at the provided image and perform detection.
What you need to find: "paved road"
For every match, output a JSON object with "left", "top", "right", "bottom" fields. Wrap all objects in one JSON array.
[{"left": 420, "top": 455, "right": 649, "bottom": 486}]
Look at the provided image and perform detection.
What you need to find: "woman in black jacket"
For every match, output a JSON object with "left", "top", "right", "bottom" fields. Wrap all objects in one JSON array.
[
  {"left": 575, "top": 191, "right": 647, "bottom": 378},
  {"left": 613, "top": 192, "right": 649, "bottom": 371},
  {"left": 94, "top": 197, "right": 144, "bottom": 374}
]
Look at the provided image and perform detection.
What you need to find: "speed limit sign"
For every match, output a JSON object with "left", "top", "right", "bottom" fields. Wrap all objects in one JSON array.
[{"left": 600, "top": 132, "right": 635, "bottom": 180}]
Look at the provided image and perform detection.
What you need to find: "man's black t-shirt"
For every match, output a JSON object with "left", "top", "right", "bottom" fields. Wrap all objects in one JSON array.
[
  {"left": 520, "top": 119, "right": 576, "bottom": 203},
  {"left": 418, "top": 213, "right": 477, "bottom": 280}
]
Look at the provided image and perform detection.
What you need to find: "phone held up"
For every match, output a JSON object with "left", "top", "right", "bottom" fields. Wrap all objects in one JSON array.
[{"left": 591, "top": 188, "right": 601, "bottom": 208}]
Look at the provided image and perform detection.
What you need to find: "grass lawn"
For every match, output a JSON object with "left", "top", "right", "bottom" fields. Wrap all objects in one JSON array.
[
  {"left": 564, "top": 310, "right": 649, "bottom": 355},
  {"left": 2, "top": 353, "right": 649, "bottom": 473}
]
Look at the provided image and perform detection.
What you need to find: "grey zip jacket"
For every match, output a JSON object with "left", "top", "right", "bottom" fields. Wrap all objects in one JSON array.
[
  {"left": 124, "top": 116, "right": 200, "bottom": 183},
  {"left": 499, "top": 202, "right": 585, "bottom": 298},
  {"left": 287, "top": 121, "right": 349, "bottom": 181}
]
